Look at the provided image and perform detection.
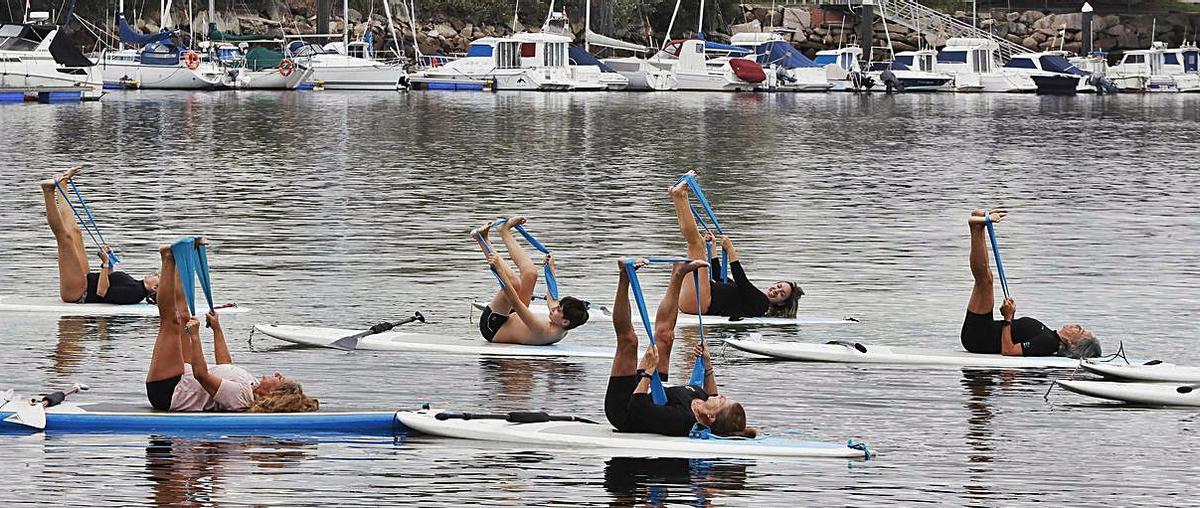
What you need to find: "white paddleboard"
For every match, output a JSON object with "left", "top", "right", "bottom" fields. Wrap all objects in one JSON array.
[
  {"left": 1056, "top": 380, "right": 1200, "bottom": 407},
  {"left": 254, "top": 324, "right": 614, "bottom": 358},
  {"left": 723, "top": 338, "right": 1084, "bottom": 368},
  {"left": 471, "top": 301, "right": 856, "bottom": 327},
  {"left": 0, "top": 296, "right": 248, "bottom": 317},
  {"left": 1078, "top": 360, "right": 1200, "bottom": 383},
  {"left": 396, "top": 409, "right": 871, "bottom": 459}
]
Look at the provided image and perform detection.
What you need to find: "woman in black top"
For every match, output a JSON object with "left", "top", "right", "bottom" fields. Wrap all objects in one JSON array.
[
  {"left": 668, "top": 175, "right": 802, "bottom": 319},
  {"left": 604, "top": 258, "right": 756, "bottom": 438},
  {"left": 39, "top": 168, "right": 159, "bottom": 304},
  {"left": 960, "top": 209, "right": 1101, "bottom": 358}
]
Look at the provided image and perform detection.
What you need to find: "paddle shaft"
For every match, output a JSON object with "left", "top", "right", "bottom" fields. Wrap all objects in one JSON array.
[{"left": 435, "top": 411, "right": 598, "bottom": 424}]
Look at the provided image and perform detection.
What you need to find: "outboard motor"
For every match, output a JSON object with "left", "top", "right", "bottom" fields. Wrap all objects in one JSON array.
[
  {"left": 1088, "top": 71, "right": 1119, "bottom": 95},
  {"left": 879, "top": 68, "right": 901, "bottom": 94},
  {"left": 850, "top": 71, "right": 874, "bottom": 91},
  {"left": 776, "top": 66, "right": 797, "bottom": 85}
]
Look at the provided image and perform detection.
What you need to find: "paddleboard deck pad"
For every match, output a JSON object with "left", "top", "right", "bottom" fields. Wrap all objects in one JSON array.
[
  {"left": 723, "top": 338, "right": 1087, "bottom": 368},
  {"left": 472, "top": 301, "right": 856, "bottom": 327},
  {"left": 0, "top": 296, "right": 248, "bottom": 317},
  {"left": 1056, "top": 380, "right": 1200, "bottom": 407},
  {"left": 254, "top": 324, "right": 614, "bottom": 358},
  {"left": 1078, "top": 360, "right": 1200, "bottom": 383},
  {"left": 0, "top": 400, "right": 399, "bottom": 435},
  {"left": 395, "top": 409, "right": 872, "bottom": 459}
]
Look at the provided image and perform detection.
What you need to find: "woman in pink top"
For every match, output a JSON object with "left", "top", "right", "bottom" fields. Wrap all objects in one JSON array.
[{"left": 145, "top": 240, "right": 318, "bottom": 413}]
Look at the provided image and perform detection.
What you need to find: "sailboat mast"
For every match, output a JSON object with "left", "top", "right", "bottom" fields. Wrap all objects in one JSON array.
[
  {"left": 342, "top": 0, "right": 349, "bottom": 50},
  {"left": 381, "top": 0, "right": 401, "bottom": 59},
  {"left": 662, "top": 0, "right": 681, "bottom": 50},
  {"left": 697, "top": 0, "right": 703, "bottom": 34},
  {"left": 585, "top": 0, "right": 590, "bottom": 51}
]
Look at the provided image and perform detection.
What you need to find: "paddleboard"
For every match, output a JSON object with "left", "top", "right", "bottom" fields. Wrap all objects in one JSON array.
[
  {"left": 0, "top": 400, "right": 399, "bottom": 435},
  {"left": 471, "top": 301, "right": 856, "bottom": 327},
  {"left": 0, "top": 296, "right": 248, "bottom": 317},
  {"left": 395, "top": 409, "right": 872, "bottom": 459},
  {"left": 254, "top": 324, "right": 615, "bottom": 358},
  {"left": 1079, "top": 360, "right": 1200, "bottom": 383},
  {"left": 723, "top": 338, "right": 1084, "bottom": 368},
  {"left": 1056, "top": 380, "right": 1200, "bottom": 407}
]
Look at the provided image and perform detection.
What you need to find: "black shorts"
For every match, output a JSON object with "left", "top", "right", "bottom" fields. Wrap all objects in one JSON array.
[
  {"left": 604, "top": 373, "right": 669, "bottom": 433},
  {"left": 961, "top": 310, "right": 1002, "bottom": 354},
  {"left": 146, "top": 375, "right": 181, "bottom": 411},
  {"left": 478, "top": 305, "right": 509, "bottom": 343}
]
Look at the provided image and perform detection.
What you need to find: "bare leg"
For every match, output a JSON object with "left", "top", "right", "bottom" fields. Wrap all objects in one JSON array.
[
  {"left": 967, "top": 210, "right": 995, "bottom": 314},
  {"left": 655, "top": 260, "right": 708, "bottom": 377},
  {"left": 472, "top": 222, "right": 522, "bottom": 314},
  {"left": 669, "top": 180, "right": 711, "bottom": 315},
  {"left": 146, "top": 246, "right": 185, "bottom": 383},
  {"left": 610, "top": 259, "right": 639, "bottom": 377},
  {"left": 38, "top": 168, "right": 89, "bottom": 302},
  {"left": 498, "top": 217, "right": 537, "bottom": 305}
]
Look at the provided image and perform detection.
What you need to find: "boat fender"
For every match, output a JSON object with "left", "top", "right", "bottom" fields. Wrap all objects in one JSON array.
[
  {"left": 184, "top": 50, "right": 201, "bottom": 71},
  {"left": 279, "top": 59, "right": 295, "bottom": 77},
  {"left": 826, "top": 340, "right": 868, "bottom": 353}
]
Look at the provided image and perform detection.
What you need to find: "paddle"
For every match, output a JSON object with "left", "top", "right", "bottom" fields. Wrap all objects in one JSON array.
[
  {"left": 435, "top": 411, "right": 598, "bottom": 424},
  {"left": 2, "top": 383, "right": 89, "bottom": 430},
  {"left": 1176, "top": 384, "right": 1200, "bottom": 394},
  {"left": 330, "top": 312, "right": 426, "bottom": 351}
]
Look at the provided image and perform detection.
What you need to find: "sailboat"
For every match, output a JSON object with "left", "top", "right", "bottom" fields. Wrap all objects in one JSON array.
[
  {"left": 0, "top": 7, "right": 102, "bottom": 97},
  {"left": 204, "top": 0, "right": 314, "bottom": 89},
  {"left": 582, "top": 0, "right": 676, "bottom": 90},
  {"left": 96, "top": 0, "right": 228, "bottom": 90},
  {"left": 283, "top": 0, "right": 405, "bottom": 90},
  {"left": 644, "top": 0, "right": 764, "bottom": 91}
]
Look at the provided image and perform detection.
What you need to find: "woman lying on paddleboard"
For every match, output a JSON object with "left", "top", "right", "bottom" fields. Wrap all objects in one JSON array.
[
  {"left": 146, "top": 240, "right": 317, "bottom": 412},
  {"left": 668, "top": 175, "right": 802, "bottom": 319},
  {"left": 38, "top": 167, "right": 159, "bottom": 305},
  {"left": 606, "top": 258, "right": 756, "bottom": 438},
  {"left": 961, "top": 209, "right": 1101, "bottom": 358},
  {"left": 471, "top": 217, "right": 589, "bottom": 346}
]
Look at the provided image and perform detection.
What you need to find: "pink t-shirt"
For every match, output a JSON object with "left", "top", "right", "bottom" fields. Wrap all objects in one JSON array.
[{"left": 169, "top": 363, "right": 257, "bottom": 412}]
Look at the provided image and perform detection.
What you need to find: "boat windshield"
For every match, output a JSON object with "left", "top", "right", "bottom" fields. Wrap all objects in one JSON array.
[
  {"left": 287, "top": 41, "right": 332, "bottom": 57},
  {"left": 938, "top": 50, "right": 967, "bottom": 63},
  {"left": 813, "top": 54, "right": 837, "bottom": 65},
  {"left": 0, "top": 24, "right": 44, "bottom": 51}
]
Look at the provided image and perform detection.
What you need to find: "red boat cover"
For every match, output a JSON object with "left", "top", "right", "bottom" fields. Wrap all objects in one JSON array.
[{"left": 728, "top": 59, "right": 766, "bottom": 83}]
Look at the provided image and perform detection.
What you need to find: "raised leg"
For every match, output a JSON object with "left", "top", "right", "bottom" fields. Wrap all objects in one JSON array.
[
  {"left": 967, "top": 210, "right": 995, "bottom": 315},
  {"left": 146, "top": 246, "right": 186, "bottom": 383},
  {"left": 669, "top": 181, "right": 711, "bottom": 314},
  {"left": 654, "top": 260, "right": 708, "bottom": 377},
  {"left": 499, "top": 217, "right": 537, "bottom": 305},
  {"left": 609, "top": 259, "right": 639, "bottom": 377},
  {"left": 473, "top": 222, "right": 522, "bottom": 314},
  {"left": 39, "top": 169, "right": 90, "bottom": 302}
]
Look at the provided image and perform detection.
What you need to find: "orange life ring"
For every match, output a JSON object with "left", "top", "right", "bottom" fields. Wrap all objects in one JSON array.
[
  {"left": 184, "top": 50, "right": 201, "bottom": 70},
  {"left": 279, "top": 59, "right": 295, "bottom": 77}
]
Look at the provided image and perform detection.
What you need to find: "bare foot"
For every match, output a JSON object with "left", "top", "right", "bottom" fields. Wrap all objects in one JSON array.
[
  {"left": 668, "top": 179, "right": 688, "bottom": 198},
  {"left": 159, "top": 244, "right": 174, "bottom": 257},
  {"left": 672, "top": 259, "right": 709, "bottom": 276},
  {"left": 619, "top": 257, "right": 649, "bottom": 272},
  {"left": 501, "top": 216, "right": 526, "bottom": 231},
  {"left": 477, "top": 220, "right": 494, "bottom": 241}
]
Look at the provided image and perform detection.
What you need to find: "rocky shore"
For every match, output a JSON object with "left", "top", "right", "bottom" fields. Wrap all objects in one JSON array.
[{"left": 107, "top": 2, "right": 1200, "bottom": 60}]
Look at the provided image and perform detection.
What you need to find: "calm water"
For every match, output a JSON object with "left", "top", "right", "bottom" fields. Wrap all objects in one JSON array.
[{"left": 1, "top": 90, "right": 1198, "bottom": 506}]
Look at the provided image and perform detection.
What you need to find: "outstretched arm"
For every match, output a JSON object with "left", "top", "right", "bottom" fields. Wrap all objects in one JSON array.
[
  {"left": 694, "top": 343, "right": 717, "bottom": 394},
  {"left": 999, "top": 298, "right": 1023, "bottom": 356},
  {"left": 719, "top": 235, "right": 740, "bottom": 263},
  {"left": 184, "top": 317, "right": 222, "bottom": 397}
]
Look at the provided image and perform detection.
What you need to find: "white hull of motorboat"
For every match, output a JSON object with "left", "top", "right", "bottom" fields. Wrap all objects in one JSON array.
[
  {"left": 0, "top": 53, "right": 101, "bottom": 90},
  {"left": 948, "top": 72, "right": 1036, "bottom": 92},
  {"left": 304, "top": 54, "right": 403, "bottom": 90},
  {"left": 602, "top": 58, "right": 676, "bottom": 91},
  {"left": 762, "top": 66, "right": 832, "bottom": 92}
]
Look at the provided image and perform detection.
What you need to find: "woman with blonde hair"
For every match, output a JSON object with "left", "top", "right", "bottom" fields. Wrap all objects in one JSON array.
[{"left": 145, "top": 239, "right": 317, "bottom": 413}]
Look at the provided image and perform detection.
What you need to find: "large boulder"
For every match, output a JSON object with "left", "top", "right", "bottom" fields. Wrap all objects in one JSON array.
[
  {"left": 1104, "top": 23, "right": 1127, "bottom": 37},
  {"left": 1020, "top": 10, "right": 1045, "bottom": 25},
  {"left": 730, "top": 19, "right": 761, "bottom": 34},
  {"left": 1021, "top": 36, "right": 1039, "bottom": 50},
  {"left": 1057, "top": 12, "right": 1082, "bottom": 31},
  {"left": 1005, "top": 33, "right": 1024, "bottom": 45},
  {"left": 1036, "top": 27, "right": 1059, "bottom": 37},
  {"left": 891, "top": 40, "right": 916, "bottom": 51},
  {"left": 1094, "top": 35, "right": 1119, "bottom": 50},
  {"left": 346, "top": 8, "right": 362, "bottom": 23},
  {"left": 435, "top": 22, "right": 457, "bottom": 38},
  {"left": 782, "top": 7, "right": 810, "bottom": 31},
  {"left": 1117, "top": 31, "right": 1139, "bottom": 48},
  {"left": 1005, "top": 11, "right": 1020, "bottom": 22},
  {"left": 1032, "top": 14, "right": 1057, "bottom": 31}
]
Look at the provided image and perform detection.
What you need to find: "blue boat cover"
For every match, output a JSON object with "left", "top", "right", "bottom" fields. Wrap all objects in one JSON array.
[
  {"left": 753, "top": 41, "right": 818, "bottom": 68},
  {"left": 703, "top": 40, "right": 750, "bottom": 55},
  {"left": 568, "top": 45, "right": 615, "bottom": 73},
  {"left": 1039, "top": 55, "right": 1087, "bottom": 76},
  {"left": 117, "top": 12, "right": 173, "bottom": 46}
]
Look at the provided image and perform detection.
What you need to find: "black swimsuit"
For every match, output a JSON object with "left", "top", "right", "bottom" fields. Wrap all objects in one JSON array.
[
  {"left": 478, "top": 305, "right": 509, "bottom": 343},
  {"left": 84, "top": 271, "right": 148, "bottom": 304},
  {"left": 704, "top": 260, "right": 769, "bottom": 319},
  {"left": 605, "top": 373, "right": 710, "bottom": 437},
  {"left": 961, "top": 310, "right": 1060, "bottom": 356}
]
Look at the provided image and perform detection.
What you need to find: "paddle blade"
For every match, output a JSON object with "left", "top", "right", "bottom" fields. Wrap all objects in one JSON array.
[
  {"left": 4, "top": 400, "right": 47, "bottom": 430},
  {"left": 329, "top": 336, "right": 360, "bottom": 351}
]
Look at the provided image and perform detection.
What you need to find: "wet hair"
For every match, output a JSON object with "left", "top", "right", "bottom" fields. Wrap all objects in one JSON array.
[
  {"left": 144, "top": 291, "right": 157, "bottom": 305},
  {"left": 559, "top": 296, "right": 590, "bottom": 330},
  {"left": 1059, "top": 334, "right": 1102, "bottom": 359},
  {"left": 247, "top": 381, "right": 319, "bottom": 413},
  {"left": 765, "top": 281, "right": 804, "bottom": 319},
  {"left": 709, "top": 402, "right": 758, "bottom": 438}
]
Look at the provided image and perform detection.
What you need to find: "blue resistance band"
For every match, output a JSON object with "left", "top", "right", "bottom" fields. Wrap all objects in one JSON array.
[
  {"left": 170, "top": 237, "right": 215, "bottom": 317},
  {"left": 983, "top": 215, "right": 1009, "bottom": 299},
  {"left": 624, "top": 257, "right": 710, "bottom": 403},
  {"left": 677, "top": 173, "right": 729, "bottom": 282},
  {"left": 55, "top": 180, "right": 119, "bottom": 267}
]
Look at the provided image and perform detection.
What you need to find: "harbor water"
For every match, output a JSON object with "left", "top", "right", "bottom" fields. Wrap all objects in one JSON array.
[{"left": 1, "top": 90, "right": 1198, "bottom": 506}]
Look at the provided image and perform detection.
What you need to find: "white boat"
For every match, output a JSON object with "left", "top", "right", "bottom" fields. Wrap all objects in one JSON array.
[
  {"left": 0, "top": 13, "right": 103, "bottom": 96},
  {"left": 729, "top": 32, "right": 831, "bottom": 92},
  {"left": 97, "top": 12, "right": 227, "bottom": 90},
  {"left": 406, "top": 37, "right": 570, "bottom": 91},
  {"left": 1107, "top": 42, "right": 1200, "bottom": 92},
  {"left": 814, "top": 46, "right": 871, "bottom": 92},
  {"left": 873, "top": 49, "right": 953, "bottom": 92},
  {"left": 287, "top": 39, "right": 403, "bottom": 91},
  {"left": 1162, "top": 45, "right": 1200, "bottom": 88},
  {"left": 648, "top": 38, "right": 763, "bottom": 92},
  {"left": 1001, "top": 52, "right": 1088, "bottom": 95},
  {"left": 934, "top": 37, "right": 1035, "bottom": 92},
  {"left": 540, "top": 10, "right": 628, "bottom": 91},
  {"left": 212, "top": 42, "right": 313, "bottom": 90},
  {"left": 581, "top": 0, "right": 675, "bottom": 91}
]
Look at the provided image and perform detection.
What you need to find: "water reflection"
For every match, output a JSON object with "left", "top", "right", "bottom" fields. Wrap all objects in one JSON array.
[
  {"left": 603, "top": 457, "right": 750, "bottom": 507},
  {"left": 144, "top": 436, "right": 317, "bottom": 505},
  {"left": 477, "top": 357, "right": 588, "bottom": 405}
]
